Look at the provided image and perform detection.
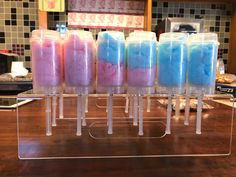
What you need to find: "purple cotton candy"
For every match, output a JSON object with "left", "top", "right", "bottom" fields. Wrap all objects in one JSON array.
[
  {"left": 64, "top": 37, "right": 94, "bottom": 87},
  {"left": 31, "top": 39, "right": 62, "bottom": 88},
  {"left": 97, "top": 60, "right": 125, "bottom": 86},
  {"left": 128, "top": 67, "right": 156, "bottom": 87}
]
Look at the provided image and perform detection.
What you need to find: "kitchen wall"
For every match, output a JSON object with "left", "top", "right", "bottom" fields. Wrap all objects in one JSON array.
[
  {"left": 152, "top": 0, "right": 232, "bottom": 70},
  {"left": 0, "top": 0, "right": 232, "bottom": 71},
  {"left": 0, "top": 0, "right": 38, "bottom": 70}
]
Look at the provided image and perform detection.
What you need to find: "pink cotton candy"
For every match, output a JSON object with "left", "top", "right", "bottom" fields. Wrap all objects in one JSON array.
[
  {"left": 97, "top": 60, "right": 125, "bottom": 86},
  {"left": 128, "top": 67, "right": 156, "bottom": 87},
  {"left": 31, "top": 39, "right": 62, "bottom": 89},
  {"left": 64, "top": 37, "right": 94, "bottom": 87}
]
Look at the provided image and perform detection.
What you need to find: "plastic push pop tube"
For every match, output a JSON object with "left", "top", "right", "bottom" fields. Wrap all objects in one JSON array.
[
  {"left": 107, "top": 94, "right": 113, "bottom": 135},
  {"left": 45, "top": 96, "right": 52, "bottom": 136},
  {"left": 76, "top": 95, "right": 82, "bottom": 136},
  {"left": 187, "top": 33, "right": 219, "bottom": 134},
  {"left": 97, "top": 31, "right": 125, "bottom": 88},
  {"left": 64, "top": 30, "right": 95, "bottom": 91},
  {"left": 127, "top": 37, "right": 157, "bottom": 87},
  {"left": 31, "top": 30, "right": 63, "bottom": 94},
  {"left": 52, "top": 96, "right": 57, "bottom": 127},
  {"left": 187, "top": 33, "right": 219, "bottom": 95},
  {"left": 157, "top": 32, "right": 187, "bottom": 94}
]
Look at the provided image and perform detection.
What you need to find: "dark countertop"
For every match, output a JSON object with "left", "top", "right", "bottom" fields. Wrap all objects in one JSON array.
[
  {"left": 0, "top": 73, "right": 32, "bottom": 94},
  {"left": 0, "top": 73, "right": 32, "bottom": 82},
  {"left": 0, "top": 97, "right": 235, "bottom": 177}
]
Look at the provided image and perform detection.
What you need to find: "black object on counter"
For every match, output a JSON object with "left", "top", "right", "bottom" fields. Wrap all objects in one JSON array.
[{"left": 0, "top": 53, "right": 18, "bottom": 74}]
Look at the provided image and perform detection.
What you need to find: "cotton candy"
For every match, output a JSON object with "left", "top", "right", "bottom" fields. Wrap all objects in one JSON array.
[
  {"left": 64, "top": 33, "right": 94, "bottom": 87},
  {"left": 97, "top": 31, "right": 125, "bottom": 87},
  {"left": 157, "top": 41, "right": 187, "bottom": 87},
  {"left": 188, "top": 43, "right": 218, "bottom": 86},
  {"left": 31, "top": 38, "right": 62, "bottom": 89},
  {"left": 127, "top": 41, "right": 156, "bottom": 69}
]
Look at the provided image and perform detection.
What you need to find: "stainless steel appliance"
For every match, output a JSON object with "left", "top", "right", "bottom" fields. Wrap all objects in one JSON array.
[{"left": 155, "top": 17, "right": 204, "bottom": 40}]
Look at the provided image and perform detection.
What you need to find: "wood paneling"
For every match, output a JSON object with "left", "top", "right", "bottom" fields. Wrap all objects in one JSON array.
[
  {"left": 144, "top": 0, "right": 152, "bottom": 31},
  {"left": 164, "top": 0, "right": 236, "bottom": 3},
  {"left": 38, "top": 0, "right": 152, "bottom": 31},
  {"left": 38, "top": 10, "right": 48, "bottom": 29}
]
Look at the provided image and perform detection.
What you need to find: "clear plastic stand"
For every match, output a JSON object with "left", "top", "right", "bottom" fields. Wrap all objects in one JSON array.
[
  {"left": 184, "top": 93, "right": 190, "bottom": 126},
  {"left": 17, "top": 90, "right": 234, "bottom": 159},
  {"left": 174, "top": 96, "right": 180, "bottom": 119},
  {"left": 59, "top": 92, "right": 64, "bottom": 119}
]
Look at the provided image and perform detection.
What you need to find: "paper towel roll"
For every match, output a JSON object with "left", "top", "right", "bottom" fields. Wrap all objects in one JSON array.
[{"left": 11, "top": 61, "right": 28, "bottom": 78}]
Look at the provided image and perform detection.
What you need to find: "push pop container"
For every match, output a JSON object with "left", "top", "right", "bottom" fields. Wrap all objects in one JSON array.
[
  {"left": 187, "top": 33, "right": 219, "bottom": 95},
  {"left": 97, "top": 31, "right": 125, "bottom": 93},
  {"left": 157, "top": 32, "right": 188, "bottom": 94},
  {"left": 127, "top": 31, "right": 157, "bottom": 89},
  {"left": 31, "top": 30, "right": 63, "bottom": 94},
  {"left": 129, "top": 30, "right": 157, "bottom": 40},
  {"left": 64, "top": 30, "right": 95, "bottom": 93}
]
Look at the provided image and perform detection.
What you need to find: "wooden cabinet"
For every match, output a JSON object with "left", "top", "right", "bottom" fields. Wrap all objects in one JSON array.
[
  {"left": 228, "top": 5, "right": 236, "bottom": 74},
  {"left": 165, "top": 0, "right": 236, "bottom": 2},
  {"left": 38, "top": 0, "right": 152, "bottom": 31},
  {"left": 38, "top": 10, "right": 48, "bottom": 29},
  {"left": 144, "top": 0, "right": 152, "bottom": 31}
]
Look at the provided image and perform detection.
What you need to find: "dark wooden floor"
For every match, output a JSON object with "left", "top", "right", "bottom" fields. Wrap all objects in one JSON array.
[{"left": 0, "top": 97, "right": 236, "bottom": 177}]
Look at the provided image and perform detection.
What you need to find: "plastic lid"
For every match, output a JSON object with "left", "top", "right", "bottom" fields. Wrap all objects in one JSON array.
[
  {"left": 187, "top": 33, "right": 219, "bottom": 44},
  {"left": 97, "top": 31, "right": 125, "bottom": 42},
  {"left": 66, "top": 30, "right": 93, "bottom": 41},
  {"left": 31, "top": 29, "right": 61, "bottom": 41},
  {"left": 129, "top": 31, "right": 157, "bottom": 41},
  {"left": 159, "top": 32, "right": 188, "bottom": 43},
  {"left": 127, "top": 31, "right": 157, "bottom": 44}
]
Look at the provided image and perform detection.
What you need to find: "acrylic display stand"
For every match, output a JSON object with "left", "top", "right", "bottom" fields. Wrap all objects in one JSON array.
[{"left": 17, "top": 90, "right": 234, "bottom": 159}]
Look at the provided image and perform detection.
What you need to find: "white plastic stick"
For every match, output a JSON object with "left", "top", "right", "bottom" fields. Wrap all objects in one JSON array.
[
  {"left": 85, "top": 95, "right": 88, "bottom": 113},
  {"left": 76, "top": 95, "right": 82, "bottom": 136},
  {"left": 45, "top": 96, "right": 52, "bottom": 136},
  {"left": 147, "top": 96, "right": 151, "bottom": 112},
  {"left": 107, "top": 94, "right": 113, "bottom": 134},
  {"left": 82, "top": 94, "right": 86, "bottom": 126},
  {"left": 125, "top": 95, "right": 129, "bottom": 113},
  {"left": 133, "top": 95, "right": 138, "bottom": 126},
  {"left": 196, "top": 94, "right": 203, "bottom": 134},
  {"left": 175, "top": 96, "right": 180, "bottom": 119},
  {"left": 165, "top": 95, "right": 172, "bottom": 134},
  {"left": 184, "top": 95, "right": 190, "bottom": 125},
  {"left": 106, "top": 97, "right": 108, "bottom": 113},
  {"left": 52, "top": 96, "right": 57, "bottom": 127},
  {"left": 59, "top": 93, "right": 64, "bottom": 119},
  {"left": 138, "top": 95, "right": 144, "bottom": 136},
  {"left": 129, "top": 95, "right": 133, "bottom": 119}
]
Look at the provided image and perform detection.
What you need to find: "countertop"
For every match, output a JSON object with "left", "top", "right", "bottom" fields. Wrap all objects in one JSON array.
[
  {"left": 0, "top": 96, "right": 235, "bottom": 177},
  {"left": 0, "top": 73, "right": 32, "bottom": 82}
]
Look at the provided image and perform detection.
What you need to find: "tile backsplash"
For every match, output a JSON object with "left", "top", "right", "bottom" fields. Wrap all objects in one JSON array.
[
  {"left": 0, "top": 0, "right": 38, "bottom": 70},
  {"left": 0, "top": 0, "right": 233, "bottom": 71},
  {"left": 152, "top": 1, "right": 232, "bottom": 70}
]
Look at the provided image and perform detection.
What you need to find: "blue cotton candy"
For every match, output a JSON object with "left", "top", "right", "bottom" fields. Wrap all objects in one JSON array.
[
  {"left": 127, "top": 41, "right": 157, "bottom": 69},
  {"left": 97, "top": 32, "right": 125, "bottom": 65},
  {"left": 187, "top": 43, "right": 217, "bottom": 86},
  {"left": 157, "top": 41, "right": 187, "bottom": 87}
]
